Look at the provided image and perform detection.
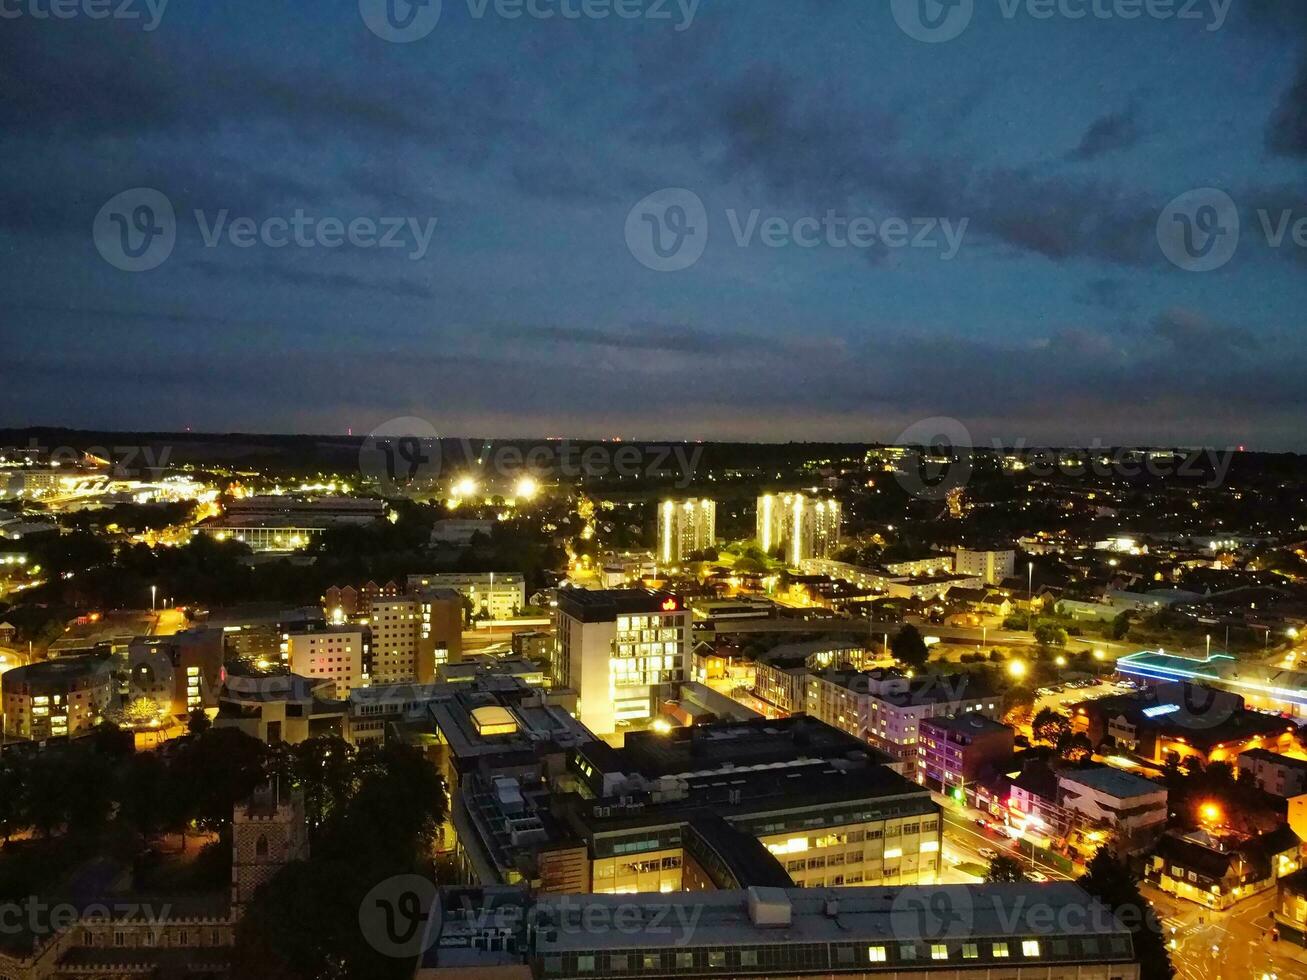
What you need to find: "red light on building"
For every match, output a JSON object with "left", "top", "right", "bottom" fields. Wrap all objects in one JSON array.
[{"left": 661, "top": 598, "right": 679, "bottom": 612}]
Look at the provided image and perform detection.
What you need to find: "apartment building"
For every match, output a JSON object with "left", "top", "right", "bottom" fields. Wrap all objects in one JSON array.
[
  {"left": 409, "top": 571, "right": 527, "bottom": 620},
  {"left": 917, "top": 712, "right": 1014, "bottom": 795},
  {"left": 286, "top": 627, "right": 368, "bottom": 698},
  {"left": 553, "top": 588, "right": 690, "bottom": 736},
  {"left": 1, "top": 656, "right": 113, "bottom": 739},
  {"left": 954, "top": 548, "right": 1017, "bottom": 586},
  {"left": 752, "top": 662, "right": 1000, "bottom": 770},
  {"left": 657, "top": 498, "right": 716, "bottom": 563},
  {"left": 756, "top": 493, "right": 841, "bottom": 564},
  {"left": 368, "top": 590, "right": 463, "bottom": 684}
]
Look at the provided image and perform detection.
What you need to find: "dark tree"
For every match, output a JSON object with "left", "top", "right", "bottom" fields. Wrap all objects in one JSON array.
[
  {"left": 1078, "top": 847, "right": 1175, "bottom": 980},
  {"left": 891, "top": 624, "right": 930, "bottom": 671},
  {"left": 987, "top": 854, "right": 1028, "bottom": 883}
]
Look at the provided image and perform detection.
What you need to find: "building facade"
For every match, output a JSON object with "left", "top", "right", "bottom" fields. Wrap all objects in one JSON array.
[
  {"left": 757, "top": 494, "right": 842, "bottom": 564},
  {"left": 954, "top": 548, "right": 1017, "bottom": 586},
  {"left": 916, "top": 712, "right": 1014, "bottom": 795},
  {"left": 553, "top": 588, "right": 690, "bottom": 736},
  {"left": 286, "top": 627, "right": 368, "bottom": 698},
  {"left": 368, "top": 590, "right": 463, "bottom": 684},
  {"left": 1, "top": 656, "right": 113, "bottom": 739},
  {"left": 409, "top": 572, "right": 527, "bottom": 620},
  {"left": 657, "top": 499, "right": 716, "bottom": 564}
]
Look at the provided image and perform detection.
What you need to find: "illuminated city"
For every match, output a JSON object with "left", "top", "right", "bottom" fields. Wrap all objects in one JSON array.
[{"left": 5, "top": 2, "right": 1307, "bottom": 979}]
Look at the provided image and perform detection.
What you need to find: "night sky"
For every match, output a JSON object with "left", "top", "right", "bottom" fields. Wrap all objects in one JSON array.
[{"left": 3, "top": 0, "right": 1306, "bottom": 448}]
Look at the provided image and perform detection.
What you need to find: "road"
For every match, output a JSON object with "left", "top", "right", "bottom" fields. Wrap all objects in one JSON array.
[
  {"left": 942, "top": 812, "right": 1074, "bottom": 883},
  {"left": 1145, "top": 883, "right": 1307, "bottom": 980}
]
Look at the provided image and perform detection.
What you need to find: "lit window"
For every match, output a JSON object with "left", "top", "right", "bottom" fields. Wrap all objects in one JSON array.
[
  {"left": 931, "top": 944, "right": 948, "bottom": 960},
  {"left": 867, "top": 946, "right": 887, "bottom": 962},
  {"left": 1022, "top": 940, "right": 1041, "bottom": 957},
  {"left": 962, "top": 943, "right": 978, "bottom": 959},
  {"left": 993, "top": 942, "right": 1010, "bottom": 958}
]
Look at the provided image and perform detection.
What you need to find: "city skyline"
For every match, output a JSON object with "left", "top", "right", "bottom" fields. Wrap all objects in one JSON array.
[{"left": 3, "top": 2, "right": 1307, "bottom": 447}]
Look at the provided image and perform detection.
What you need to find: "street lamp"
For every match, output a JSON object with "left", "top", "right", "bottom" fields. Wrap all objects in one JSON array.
[{"left": 150, "top": 585, "right": 157, "bottom": 612}]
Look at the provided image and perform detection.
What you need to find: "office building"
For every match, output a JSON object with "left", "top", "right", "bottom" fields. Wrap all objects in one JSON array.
[
  {"left": 1076, "top": 679, "right": 1296, "bottom": 766},
  {"left": 286, "top": 627, "right": 368, "bottom": 698},
  {"left": 417, "top": 883, "right": 1143, "bottom": 979},
  {"left": 1, "top": 656, "right": 114, "bottom": 739},
  {"left": 553, "top": 588, "right": 690, "bottom": 736},
  {"left": 751, "top": 663, "right": 1000, "bottom": 769},
  {"left": 916, "top": 712, "right": 1014, "bottom": 795},
  {"left": 409, "top": 572, "right": 526, "bottom": 620},
  {"left": 323, "top": 579, "right": 401, "bottom": 617},
  {"left": 126, "top": 628, "right": 225, "bottom": 719},
  {"left": 656, "top": 498, "right": 716, "bottom": 564},
  {"left": 954, "top": 548, "right": 1017, "bottom": 586},
  {"left": 216, "top": 673, "right": 345, "bottom": 744},
  {"left": 756, "top": 493, "right": 841, "bottom": 564},
  {"left": 1056, "top": 767, "right": 1168, "bottom": 852},
  {"left": 369, "top": 590, "right": 463, "bottom": 684}
]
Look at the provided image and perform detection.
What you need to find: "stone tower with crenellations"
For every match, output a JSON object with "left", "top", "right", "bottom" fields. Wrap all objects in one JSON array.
[{"left": 231, "top": 781, "right": 308, "bottom": 909}]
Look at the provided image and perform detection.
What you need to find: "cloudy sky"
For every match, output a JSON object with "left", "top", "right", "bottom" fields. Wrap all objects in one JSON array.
[{"left": 2, "top": 0, "right": 1305, "bottom": 448}]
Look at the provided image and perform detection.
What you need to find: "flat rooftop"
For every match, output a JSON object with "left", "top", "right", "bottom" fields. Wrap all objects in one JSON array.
[
  {"left": 556, "top": 587, "right": 683, "bottom": 621},
  {"left": 1059, "top": 765, "right": 1164, "bottom": 799},
  {"left": 533, "top": 883, "right": 1133, "bottom": 952}
]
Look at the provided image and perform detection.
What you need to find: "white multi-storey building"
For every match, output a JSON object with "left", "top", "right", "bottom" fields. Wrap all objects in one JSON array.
[
  {"left": 954, "top": 548, "right": 1017, "bottom": 586},
  {"left": 407, "top": 572, "right": 526, "bottom": 620},
  {"left": 656, "top": 498, "right": 717, "bottom": 564},
  {"left": 757, "top": 493, "right": 841, "bottom": 565},
  {"left": 553, "top": 588, "right": 691, "bottom": 736}
]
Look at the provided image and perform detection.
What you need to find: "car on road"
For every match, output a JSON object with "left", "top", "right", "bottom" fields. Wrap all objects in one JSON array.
[
  {"left": 978, "top": 847, "right": 999, "bottom": 860},
  {"left": 1028, "top": 871, "right": 1049, "bottom": 882}
]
